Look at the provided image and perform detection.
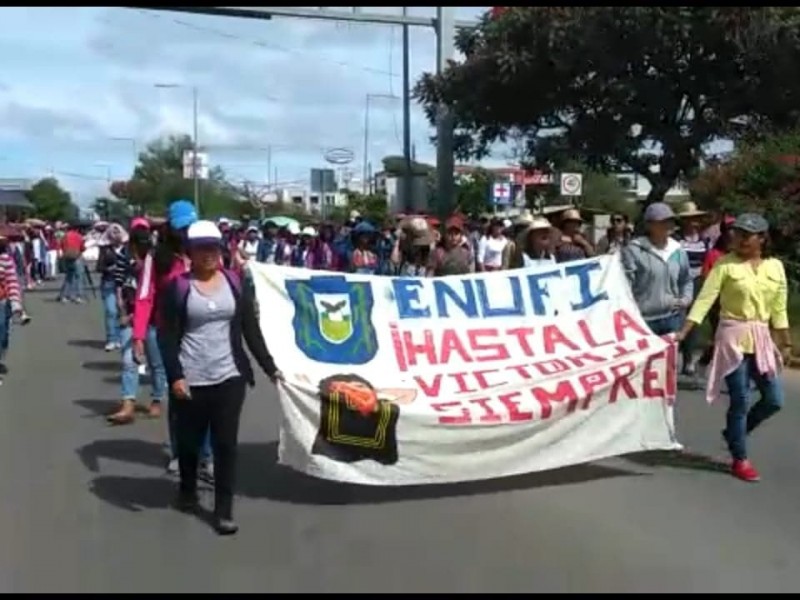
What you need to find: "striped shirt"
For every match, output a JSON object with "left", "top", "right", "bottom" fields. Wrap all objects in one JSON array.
[
  {"left": 676, "top": 233, "right": 708, "bottom": 279},
  {"left": 112, "top": 249, "right": 136, "bottom": 316},
  {"left": 0, "top": 253, "right": 22, "bottom": 310}
]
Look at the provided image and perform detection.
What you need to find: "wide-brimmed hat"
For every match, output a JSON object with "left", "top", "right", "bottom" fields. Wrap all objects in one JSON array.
[
  {"left": 561, "top": 208, "right": 582, "bottom": 222},
  {"left": 513, "top": 210, "right": 535, "bottom": 227},
  {"left": 676, "top": 201, "right": 707, "bottom": 218},
  {"left": 411, "top": 229, "right": 435, "bottom": 247}
]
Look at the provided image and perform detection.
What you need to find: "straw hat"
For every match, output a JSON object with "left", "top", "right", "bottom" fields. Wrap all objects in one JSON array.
[
  {"left": 561, "top": 208, "right": 583, "bottom": 222},
  {"left": 675, "top": 201, "right": 707, "bottom": 218},
  {"left": 513, "top": 209, "right": 535, "bottom": 226}
]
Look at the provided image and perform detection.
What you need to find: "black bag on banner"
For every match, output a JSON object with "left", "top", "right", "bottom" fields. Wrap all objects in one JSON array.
[{"left": 311, "top": 374, "right": 400, "bottom": 466}]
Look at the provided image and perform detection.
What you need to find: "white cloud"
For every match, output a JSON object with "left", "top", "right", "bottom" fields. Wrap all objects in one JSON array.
[{"left": 0, "top": 7, "right": 492, "bottom": 206}]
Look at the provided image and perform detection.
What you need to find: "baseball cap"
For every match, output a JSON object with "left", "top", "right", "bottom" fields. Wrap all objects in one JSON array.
[
  {"left": 732, "top": 213, "right": 769, "bottom": 234},
  {"left": 130, "top": 217, "right": 150, "bottom": 231},
  {"left": 445, "top": 216, "right": 465, "bottom": 232},
  {"left": 168, "top": 199, "right": 198, "bottom": 230},
  {"left": 186, "top": 220, "right": 222, "bottom": 246},
  {"left": 644, "top": 202, "right": 675, "bottom": 222}
]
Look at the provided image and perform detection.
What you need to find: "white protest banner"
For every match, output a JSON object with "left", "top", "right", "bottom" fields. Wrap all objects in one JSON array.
[{"left": 249, "top": 255, "right": 681, "bottom": 486}]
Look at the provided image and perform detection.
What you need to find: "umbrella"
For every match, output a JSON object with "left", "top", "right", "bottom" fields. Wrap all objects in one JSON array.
[{"left": 263, "top": 216, "right": 299, "bottom": 229}]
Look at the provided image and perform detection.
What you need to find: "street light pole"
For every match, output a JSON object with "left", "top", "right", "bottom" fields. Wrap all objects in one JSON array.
[
  {"left": 363, "top": 93, "right": 399, "bottom": 195},
  {"left": 192, "top": 85, "right": 200, "bottom": 212},
  {"left": 155, "top": 83, "right": 201, "bottom": 213}
]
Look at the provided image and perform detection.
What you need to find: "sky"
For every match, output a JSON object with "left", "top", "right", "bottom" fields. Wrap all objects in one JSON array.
[{"left": 0, "top": 6, "right": 490, "bottom": 207}]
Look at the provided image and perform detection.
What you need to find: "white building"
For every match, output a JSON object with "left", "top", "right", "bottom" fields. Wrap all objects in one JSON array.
[{"left": 271, "top": 185, "right": 349, "bottom": 215}]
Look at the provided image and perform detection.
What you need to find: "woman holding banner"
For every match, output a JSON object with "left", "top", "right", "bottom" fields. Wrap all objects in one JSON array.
[
  {"left": 159, "top": 220, "right": 282, "bottom": 535},
  {"left": 675, "top": 213, "right": 791, "bottom": 483}
]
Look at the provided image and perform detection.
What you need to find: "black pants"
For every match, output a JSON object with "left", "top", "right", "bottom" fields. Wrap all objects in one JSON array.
[{"left": 174, "top": 376, "right": 246, "bottom": 519}]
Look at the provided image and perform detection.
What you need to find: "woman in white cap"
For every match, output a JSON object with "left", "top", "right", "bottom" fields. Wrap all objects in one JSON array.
[
  {"left": 237, "top": 225, "right": 261, "bottom": 263},
  {"left": 159, "top": 220, "right": 282, "bottom": 534},
  {"left": 675, "top": 213, "right": 791, "bottom": 483}
]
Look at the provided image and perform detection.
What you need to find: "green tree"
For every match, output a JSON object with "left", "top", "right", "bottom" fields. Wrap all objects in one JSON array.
[
  {"left": 415, "top": 7, "right": 800, "bottom": 205},
  {"left": 345, "top": 191, "right": 388, "bottom": 224},
  {"left": 690, "top": 130, "right": 800, "bottom": 261},
  {"left": 454, "top": 168, "right": 494, "bottom": 215},
  {"left": 109, "top": 134, "right": 245, "bottom": 218},
  {"left": 26, "top": 177, "right": 78, "bottom": 221}
]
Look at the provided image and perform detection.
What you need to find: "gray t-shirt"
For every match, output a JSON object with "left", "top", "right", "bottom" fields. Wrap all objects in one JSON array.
[{"left": 179, "top": 278, "right": 241, "bottom": 387}]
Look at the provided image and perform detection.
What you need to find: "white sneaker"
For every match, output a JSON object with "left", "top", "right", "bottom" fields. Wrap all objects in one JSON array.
[
  {"left": 138, "top": 364, "right": 147, "bottom": 376},
  {"left": 104, "top": 342, "right": 116, "bottom": 352},
  {"left": 166, "top": 458, "right": 179, "bottom": 475}
]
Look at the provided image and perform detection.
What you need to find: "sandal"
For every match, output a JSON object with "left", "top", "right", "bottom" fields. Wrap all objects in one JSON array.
[
  {"left": 107, "top": 400, "right": 136, "bottom": 425},
  {"left": 146, "top": 402, "right": 162, "bottom": 419}
]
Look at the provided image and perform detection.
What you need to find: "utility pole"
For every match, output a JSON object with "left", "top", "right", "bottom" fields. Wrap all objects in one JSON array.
[
  {"left": 402, "top": 7, "right": 413, "bottom": 213},
  {"left": 146, "top": 7, "right": 472, "bottom": 216},
  {"left": 192, "top": 85, "right": 200, "bottom": 213}
]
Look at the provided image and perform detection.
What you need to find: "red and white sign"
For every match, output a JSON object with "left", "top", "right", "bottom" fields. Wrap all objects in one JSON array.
[{"left": 560, "top": 172, "right": 583, "bottom": 196}]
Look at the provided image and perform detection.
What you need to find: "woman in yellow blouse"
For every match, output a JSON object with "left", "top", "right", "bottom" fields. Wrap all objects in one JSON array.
[{"left": 675, "top": 213, "right": 791, "bottom": 483}]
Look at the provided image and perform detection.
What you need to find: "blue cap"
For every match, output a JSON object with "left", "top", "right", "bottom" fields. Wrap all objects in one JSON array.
[
  {"left": 644, "top": 202, "right": 675, "bottom": 222},
  {"left": 168, "top": 199, "right": 197, "bottom": 230},
  {"left": 732, "top": 213, "right": 769, "bottom": 234}
]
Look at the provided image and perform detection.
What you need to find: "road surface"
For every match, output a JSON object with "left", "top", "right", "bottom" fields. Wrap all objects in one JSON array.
[{"left": 1, "top": 283, "right": 800, "bottom": 593}]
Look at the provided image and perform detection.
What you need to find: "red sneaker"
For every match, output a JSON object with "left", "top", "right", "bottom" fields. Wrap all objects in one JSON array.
[{"left": 732, "top": 459, "right": 760, "bottom": 482}]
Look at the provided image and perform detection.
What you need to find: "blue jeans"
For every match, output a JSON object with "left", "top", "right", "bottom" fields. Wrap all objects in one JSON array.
[
  {"left": 101, "top": 280, "right": 120, "bottom": 345},
  {"left": 0, "top": 299, "right": 10, "bottom": 362},
  {"left": 723, "top": 355, "right": 784, "bottom": 461},
  {"left": 645, "top": 313, "right": 683, "bottom": 336},
  {"left": 57, "top": 258, "right": 84, "bottom": 301}
]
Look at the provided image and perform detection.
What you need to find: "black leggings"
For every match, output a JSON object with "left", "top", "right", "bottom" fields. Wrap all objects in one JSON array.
[{"left": 174, "top": 376, "right": 247, "bottom": 519}]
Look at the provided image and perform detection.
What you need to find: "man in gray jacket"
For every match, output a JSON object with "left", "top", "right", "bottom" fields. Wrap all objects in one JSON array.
[{"left": 621, "top": 202, "right": 694, "bottom": 336}]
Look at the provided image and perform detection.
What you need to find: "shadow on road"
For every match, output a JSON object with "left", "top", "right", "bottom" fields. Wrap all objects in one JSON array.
[
  {"left": 622, "top": 449, "right": 729, "bottom": 474},
  {"left": 81, "top": 360, "right": 120, "bottom": 372},
  {"left": 78, "top": 438, "right": 646, "bottom": 508},
  {"left": 89, "top": 476, "right": 176, "bottom": 512},
  {"left": 74, "top": 399, "right": 119, "bottom": 418},
  {"left": 77, "top": 438, "right": 167, "bottom": 473},
  {"left": 67, "top": 339, "right": 106, "bottom": 350},
  {"left": 102, "top": 374, "right": 154, "bottom": 386}
]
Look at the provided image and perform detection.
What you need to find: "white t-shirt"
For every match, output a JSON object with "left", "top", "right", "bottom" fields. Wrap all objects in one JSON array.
[
  {"left": 239, "top": 239, "right": 260, "bottom": 260},
  {"left": 522, "top": 254, "right": 556, "bottom": 269},
  {"left": 479, "top": 236, "right": 508, "bottom": 268}
]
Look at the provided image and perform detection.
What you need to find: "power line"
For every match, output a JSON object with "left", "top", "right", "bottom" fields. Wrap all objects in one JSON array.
[{"left": 135, "top": 9, "right": 401, "bottom": 80}]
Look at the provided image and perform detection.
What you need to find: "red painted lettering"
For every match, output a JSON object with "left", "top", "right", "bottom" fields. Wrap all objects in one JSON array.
[
  {"left": 642, "top": 351, "right": 666, "bottom": 398},
  {"left": 665, "top": 341, "right": 677, "bottom": 404},
  {"left": 530, "top": 381, "right": 579, "bottom": 419},
  {"left": 613, "top": 309, "right": 650, "bottom": 342},
  {"left": 414, "top": 374, "right": 442, "bottom": 398},
  {"left": 506, "top": 327, "right": 536, "bottom": 356},
  {"left": 578, "top": 319, "right": 614, "bottom": 348},
  {"left": 497, "top": 391, "right": 534, "bottom": 422},
  {"left": 542, "top": 324, "right": 581, "bottom": 354},
  {"left": 473, "top": 369, "right": 507, "bottom": 390},
  {"left": 506, "top": 363, "right": 533, "bottom": 379},
  {"left": 470, "top": 397, "right": 503, "bottom": 423},
  {"left": 440, "top": 329, "right": 473, "bottom": 364},
  {"left": 565, "top": 352, "right": 606, "bottom": 368},
  {"left": 402, "top": 329, "right": 438, "bottom": 367},
  {"left": 578, "top": 370, "right": 609, "bottom": 410},
  {"left": 451, "top": 372, "right": 478, "bottom": 394},
  {"left": 468, "top": 328, "right": 510, "bottom": 362},
  {"left": 532, "top": 358, "right": 570, "bottom": 376},
  {"left": 609, "top": 362, "right": 637, "bottom": 403},
  {"left": 390, "top": 323, "right": 408, "bottom": 372},
  {"left": 431, "top": 401, "right": 472, "bottom": 425}
]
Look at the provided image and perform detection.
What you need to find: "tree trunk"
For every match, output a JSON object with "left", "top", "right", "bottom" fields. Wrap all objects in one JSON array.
[{"left": 644, "top": 178, "right": 672, "bottom": 206}]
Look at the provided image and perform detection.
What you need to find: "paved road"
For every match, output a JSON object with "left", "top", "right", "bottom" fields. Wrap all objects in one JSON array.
[{"left": 1, "top": 283, "right": 800, "bottom": 592}]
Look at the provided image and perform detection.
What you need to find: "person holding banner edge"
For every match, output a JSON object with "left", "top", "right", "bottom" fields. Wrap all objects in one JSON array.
[
  {"left": 675, "top": 213, "right": 791, "bottom": 483},
  {"left": 159, "top": 220, "right": 283, "bottom": 535}
]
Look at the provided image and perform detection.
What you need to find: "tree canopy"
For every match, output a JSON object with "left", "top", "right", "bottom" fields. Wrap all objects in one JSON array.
[
  {"left": 109, "top": 134, "right": 250, "bottom": 219},
  {"left": 415, "top": 7, "right": 800, "bottom": 203},
  {"left": 26, "top": 177, "right": 79, "bottom": 222}
]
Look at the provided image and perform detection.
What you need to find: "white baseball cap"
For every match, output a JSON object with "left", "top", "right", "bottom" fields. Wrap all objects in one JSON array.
[
  {"left": 301, "top": 226, "right": 317, "bottom": 237},
  {"left": 186, "top": 220, "right": 222, "bottom": 245}
]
